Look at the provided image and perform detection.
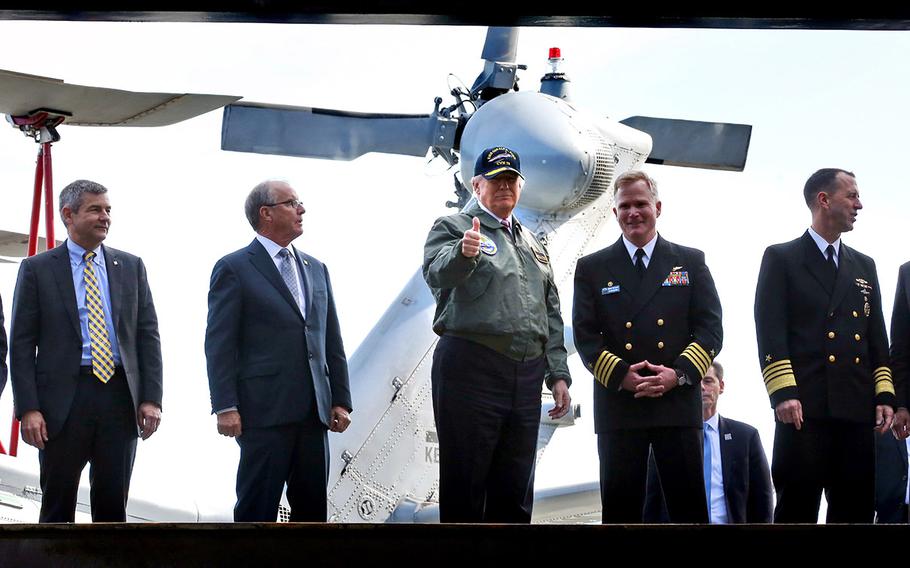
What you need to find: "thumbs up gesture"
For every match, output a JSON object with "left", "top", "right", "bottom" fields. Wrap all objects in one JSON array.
[{"left": 462, "top": 217, "right": 482, "bottom": 257}]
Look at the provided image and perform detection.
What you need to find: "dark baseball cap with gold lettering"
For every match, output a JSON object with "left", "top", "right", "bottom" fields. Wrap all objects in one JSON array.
[{"left": 474, "top": 146, "right": 525, "bottom": 180}]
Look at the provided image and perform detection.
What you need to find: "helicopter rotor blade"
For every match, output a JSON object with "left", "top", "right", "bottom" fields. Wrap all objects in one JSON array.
[
  {"left": 221, "top": 102, "right": 460, "bottom": 161},
  {"left": 0, "top": 68, "right": 239, "bottom": 127},
  {"left": 620, "top": 116, "right": 752, "bottom": 171},
  {"left": 480, "top": 27, "right": 519, "bottom": 63}
]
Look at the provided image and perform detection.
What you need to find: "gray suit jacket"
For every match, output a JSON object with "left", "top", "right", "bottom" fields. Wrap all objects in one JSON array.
[
  {"left": 9, "top": 242, "right": 163, "bottom": 439},
  {"left": 205, "top": 239, "right": 351, "bottom": 429}
]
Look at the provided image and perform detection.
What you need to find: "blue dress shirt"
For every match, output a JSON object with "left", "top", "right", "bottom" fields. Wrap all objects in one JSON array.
[{"left": 67, "top": 240, "right": 122, "bottom": 366}]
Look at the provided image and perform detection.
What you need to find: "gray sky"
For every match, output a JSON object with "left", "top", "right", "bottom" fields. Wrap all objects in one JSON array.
[{"left": 1, "top": 21, "right": 908, "bottom": 518}]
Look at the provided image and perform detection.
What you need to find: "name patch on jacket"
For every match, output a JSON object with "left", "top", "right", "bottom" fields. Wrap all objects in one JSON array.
[
  {"left": 479, "top": 235, "right": 497, "bottom": 256},
  {"left": 661, "top": 270, "right": 689, "bottom": 286},
  {"left": 601, "top": 285, "right": 621, "bottom": 295}
]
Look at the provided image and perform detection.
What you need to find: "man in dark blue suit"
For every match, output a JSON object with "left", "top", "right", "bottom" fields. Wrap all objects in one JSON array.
[
  {"left": 874, "top": 431, "right": 909, "bottom": 523},
  {"left": 878, "top": 259, "right": 910, "bottom": 523},
  {"left": 644, "top": 361, "right": 773, "bottom": 523},
  {"left": 10, "top": 179, "right": 163, "bottom": 522},
  {"left": 205, "top": 180, "right": 352, "bottom": 522},
  {"left": 0, "top": 294, "right": 7, "bottom": 399}
]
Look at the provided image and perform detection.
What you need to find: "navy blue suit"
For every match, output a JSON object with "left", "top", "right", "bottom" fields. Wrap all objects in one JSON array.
[
  {"left": 874, "top": 432, "right": 909, "bottom": 523},
  {"left": 0, "top": 294, "right": 7, "bottom": 401},
  {"left": 205, "top": 238, "right": 351, "bottom": 521},
  {"left": 644, "top": 415, "right": 773, "bottom": 523},
  {"left": 10, "top": 242, "right": 162, "bottom": 522}
]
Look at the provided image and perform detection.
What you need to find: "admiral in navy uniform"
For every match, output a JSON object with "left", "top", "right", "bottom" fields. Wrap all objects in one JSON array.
[
  {"left": 423, "top": 146, "right": 571, "bottom": 523},
  {"left": 754, "top": 168, "right": 895, "bottom": 523},
  {"left": 573, "top": 169, "right": 722, "bottom": 523},
  {"left": 889, "top": 260, "right": 910, "bottom": 439},
  {"left": 877, "top": 260, "right": 910, "bottom": 522}
]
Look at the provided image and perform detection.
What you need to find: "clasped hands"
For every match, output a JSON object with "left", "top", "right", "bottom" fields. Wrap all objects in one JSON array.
[{"left": 620, "top": 360, "right": 678, "bottom": 398}]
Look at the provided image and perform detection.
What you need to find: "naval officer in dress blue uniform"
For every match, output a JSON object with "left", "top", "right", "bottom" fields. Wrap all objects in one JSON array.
[
  {"left": 573, "top": 169, "right": 723, "bottom": 523},
  {"left": 755, "top": 168, "right": 895, "bottom": 523}
]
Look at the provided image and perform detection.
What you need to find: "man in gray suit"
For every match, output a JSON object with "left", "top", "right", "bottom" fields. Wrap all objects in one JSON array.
[
  {"left": 10, "top": 179, "right": 163, "bottom": 522},
  {"left": 205, "top": 180, "right": 352, "bottom": 522}
]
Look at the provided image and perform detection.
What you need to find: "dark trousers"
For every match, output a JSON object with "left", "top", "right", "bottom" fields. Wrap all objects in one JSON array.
[
  {"left": 38, "top": 367, "right": 137, "bottom": 523},
  {"left": 234, "top": 418, "right": 328, "bottom": 522},
  {"left": 772, "top": 418, "right": 874, "bottom": 523},
  {"left": 598, "top": 426, "right": 707, "bottom": 523},
  {"left": 431, "top": 335, "right": 544, "bottom": 523}
]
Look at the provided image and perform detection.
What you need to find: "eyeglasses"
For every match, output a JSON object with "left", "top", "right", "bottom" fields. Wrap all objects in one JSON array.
[{"left": 264, "top": 199, "right": 305, "bottom": 209}]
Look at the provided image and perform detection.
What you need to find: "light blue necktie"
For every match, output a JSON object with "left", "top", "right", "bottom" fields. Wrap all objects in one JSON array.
[{"left": 703, "top": 423, "right": 712, "bottom": 510}]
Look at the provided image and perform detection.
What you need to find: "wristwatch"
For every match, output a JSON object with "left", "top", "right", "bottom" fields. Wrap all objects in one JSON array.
[{"left": 675, "top": 368, "right": 690, "bottom": 386}]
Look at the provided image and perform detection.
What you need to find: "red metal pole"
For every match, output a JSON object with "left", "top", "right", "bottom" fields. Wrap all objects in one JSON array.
[
  {"left": 26, "top": 146, "right": 44, "bottom": 257},
  {"left": 5, "top": 419, "right": 14, "bottom": 457},
  {"left": 8, "top": 145, "right": 50, "bottom": 455},
  {"left": 42, "top": 142, "right": 55, "bottom": 251}
]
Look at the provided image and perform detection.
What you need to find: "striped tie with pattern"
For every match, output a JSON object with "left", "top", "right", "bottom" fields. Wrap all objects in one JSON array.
[{"left": 84, "top": 251, "right": 115, "bottom": 383}]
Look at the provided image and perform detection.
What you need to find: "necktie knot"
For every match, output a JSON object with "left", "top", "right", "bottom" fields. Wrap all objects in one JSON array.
[
  {"left": 278, "top": 248, "right": 290, "bottom": 259},
  {"left": 825, "top": 244, "right": 835, "bottom": 262},
  {"left": 500, "top": 219, "right": 511, "bottom": 231},
  {"left": 84, "top": 251, "right": 96, "bottom": 263}
]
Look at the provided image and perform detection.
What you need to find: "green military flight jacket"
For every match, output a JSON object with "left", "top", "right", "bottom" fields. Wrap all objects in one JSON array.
[{"left": 422, "top": 202, "right": 571, "bottom": 389}]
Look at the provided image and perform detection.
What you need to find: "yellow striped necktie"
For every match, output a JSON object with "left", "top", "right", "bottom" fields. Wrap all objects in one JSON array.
[{"left": 83, "top": 251, "right": 115, "bottom": 383}]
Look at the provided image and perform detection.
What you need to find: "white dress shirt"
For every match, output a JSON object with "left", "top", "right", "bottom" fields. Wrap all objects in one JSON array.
[
  {"left": 476, "top": 201, "right": 514, "bottom": 235},
  {"left": 906, "top": 439, "right": 910, "bottom": 506},
  {"left": 256, "top": 234, "right": 307, "bottom": 315},
  {"left": 622, "top": 234, "right": 658, "bottom": 268},
  {"left": 807, "top": 226, "right": 841, "bottom": 268},
  {"left": 704, "top": 413, "right": 729, "bottom": 524}
]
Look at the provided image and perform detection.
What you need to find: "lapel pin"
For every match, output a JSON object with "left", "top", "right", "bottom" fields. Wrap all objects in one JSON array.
[
  {"left": 113, "top": 260, "right": 119, "bottom": 266},
  {"left": 724, "top": 433, "right": 732, "bottom": 441},
  {"left": 303, "top": 259, "right": 309, "bottom": 266}
]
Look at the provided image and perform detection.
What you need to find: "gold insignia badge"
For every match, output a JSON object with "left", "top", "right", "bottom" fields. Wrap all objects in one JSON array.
[
  {"left": 864, "top": 302, "right": 871, "bottom": 317},
  {"left": 710, "top": 349, "right": 716, "bottom": 358},
  {"left": 765, "top": 354, "right": 772, "bottom": 362}
]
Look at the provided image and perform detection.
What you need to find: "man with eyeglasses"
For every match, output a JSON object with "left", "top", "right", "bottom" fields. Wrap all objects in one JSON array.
[{"left": 205, "top": 179, "right": 352, "bottom": 522}]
